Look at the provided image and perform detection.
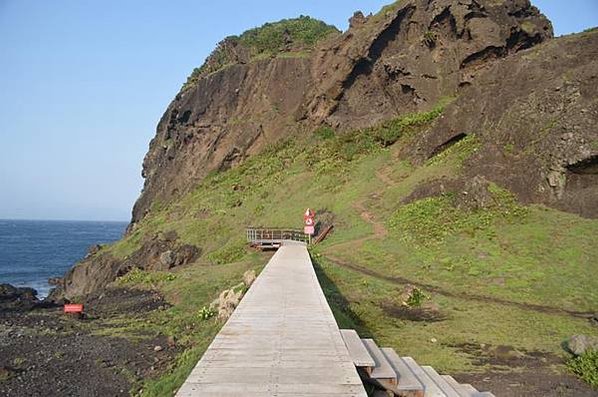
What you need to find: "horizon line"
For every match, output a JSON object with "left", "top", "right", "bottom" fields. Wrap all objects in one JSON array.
[{"left": 0, "top": 218, "right": 130, "bottom": 223}]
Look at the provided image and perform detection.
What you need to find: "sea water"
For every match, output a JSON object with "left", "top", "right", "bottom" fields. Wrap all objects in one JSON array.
[{"left": 0, "top": 219, "right": 127, "bottom": 298}]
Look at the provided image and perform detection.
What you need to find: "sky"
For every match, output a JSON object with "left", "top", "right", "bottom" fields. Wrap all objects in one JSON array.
[{"left": 0, "top": 1, "right": 596, "bottom": 222}]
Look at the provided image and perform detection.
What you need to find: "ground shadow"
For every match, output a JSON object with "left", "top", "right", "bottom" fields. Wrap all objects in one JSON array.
[{"left": 310, "top": 253, "right": 375, "bottom": 338}]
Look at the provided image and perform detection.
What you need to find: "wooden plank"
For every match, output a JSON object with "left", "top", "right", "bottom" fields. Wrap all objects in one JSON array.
[
  {"left": 460, "top": 384, "right": 479, "bottom": 394},
  {"left": 422, "top": 366, "right": 461, "bottom": 397},
  {"left": 361, "top": 339, "right": 396, "bottom": 382},
  {"left": 442, "top": 375, "right": 478, "bottom": 396},
  {"left": 402, "top": 357, "right": 446, "bottom": 397},
  {"left": 175, "top": 245, "right": 367, "bottom": 397},
  {"left": 340, "top": 330, "right": 375, "bottom": 368},
  {"left": 381, "top": 348, "right": 424, "bottom": 396}
]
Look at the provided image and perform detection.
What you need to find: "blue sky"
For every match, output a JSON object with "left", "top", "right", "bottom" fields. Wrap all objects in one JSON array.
[{"left": 0, "top": 1, "right": 596, "bottom": 221}]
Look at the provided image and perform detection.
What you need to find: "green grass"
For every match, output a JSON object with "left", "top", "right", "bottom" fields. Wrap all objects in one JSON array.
[
  {"left": 568, "top": 350, "right": 598, "bottom": 388},
  {"left": 388, "top": 184, "right": 529, "bottom": 247},
  {"left": 312, "top": 252, "right": 598, "bottom": 373},
  {"left": 100, "top": 98, "right": 598, "bottom": 392}
]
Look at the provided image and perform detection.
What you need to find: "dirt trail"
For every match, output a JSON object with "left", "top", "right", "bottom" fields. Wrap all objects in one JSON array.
[
  {"left": 375, "top": 168, "right": 396, "bottom": 186},
  {"left": 353, "top": 199, "right": 388, "bottom": 238},
  {"left": 324, "top": 255, "right": 595, "bottom": 320}
]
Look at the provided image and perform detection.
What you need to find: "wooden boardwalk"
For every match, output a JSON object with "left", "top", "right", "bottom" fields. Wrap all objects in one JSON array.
[{"left": 176, "top": 243, "right": 367, "bottom": 397}]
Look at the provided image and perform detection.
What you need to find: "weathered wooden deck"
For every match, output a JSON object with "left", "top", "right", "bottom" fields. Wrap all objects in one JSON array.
[{"left": 175, "top": 242, "right": 367, "bottom": 397}]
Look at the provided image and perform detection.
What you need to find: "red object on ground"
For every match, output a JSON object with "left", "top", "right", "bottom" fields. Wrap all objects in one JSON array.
[{"left": 63, "top": 304, "right": 84, "bottom": 314}]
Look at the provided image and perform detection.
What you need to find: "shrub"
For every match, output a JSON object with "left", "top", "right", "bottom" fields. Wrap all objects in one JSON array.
[
  {"left": 198, "top": 306, "right": 216, "bottom": 320},
  {"left": 182, "top": 16, "right": 339, "bottom": 89},
  {"left": 406, "top": 287, "right": 430, "bottom": 307}
]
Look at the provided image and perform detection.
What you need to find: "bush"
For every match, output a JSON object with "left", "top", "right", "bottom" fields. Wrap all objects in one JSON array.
[
  {"left": 183, "top": 16, "right": 338, "bottom": 89},
  {"left": 238, "top": 16, "right": 338, "bottom": 55},
  {"left": 568, "top": 350, "right": 598, "bottom": 388},
  {"left": 198, "top": 306, "right": 216, "bottom": 320},
  {"left": 406, "top": 287, "right": 430, "bottom": 307}
]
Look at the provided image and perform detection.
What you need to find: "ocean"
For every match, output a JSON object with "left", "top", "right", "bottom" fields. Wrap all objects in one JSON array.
[{"left": 0, "top": 219, "right": 128, "bottom": 298}]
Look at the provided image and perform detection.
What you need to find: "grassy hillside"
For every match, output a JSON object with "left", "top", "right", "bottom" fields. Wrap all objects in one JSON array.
[{"left": 106, "top": 102, "right": 598, "bottom": 395}]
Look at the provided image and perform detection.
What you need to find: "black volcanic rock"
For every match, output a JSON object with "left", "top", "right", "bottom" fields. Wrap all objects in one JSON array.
[{"left": 0, "top": 284, "right": 39, "bottom": 311}]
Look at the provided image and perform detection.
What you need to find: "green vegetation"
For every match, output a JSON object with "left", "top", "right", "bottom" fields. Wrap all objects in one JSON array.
[
  {"left": 568, "top": 350, "right": 598, "bottom": 388},
  {"left": 183, "top": 16, "right": 339, "bottom": 89},
  {"left": 423, "top": 30, "right": 438, "bottom": 47},
  {"left": 101, "top": 97, "right": 598, "bottom": 392},
  {"left": 388, "top": 184, "right": 528, "bottom": 247},
  {"left": 117, "top": 268, "right": 177, "bottom": 285},
  {"left": 198, "top": 306, "right": 216, "bottom": 321},
  {"left": 406, "top": 287, "right": 429, "bottom": 308}
]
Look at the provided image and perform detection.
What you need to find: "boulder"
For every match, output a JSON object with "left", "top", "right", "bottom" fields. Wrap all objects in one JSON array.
[
  {"left": 243, "top": 270, "right": 256, "bottom": 287},
  {"left": 0, "top": 284, "right": 39, "bottom": 311},
  {"left": 159, "top": 250, "right": 176, "bottom": 268},
  {"left": 567, "top": 334, "right": 598, "bottom": 356},
  {"left": 455, "top": 175, "right": 494, "bottom": 211},
  {"left": 216, "top": 288, "right": 244, "bottom": 321}
]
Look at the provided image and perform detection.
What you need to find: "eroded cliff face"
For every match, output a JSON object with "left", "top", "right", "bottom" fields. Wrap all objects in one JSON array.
[
  {"left": 131, "top": 0, "right": 553, "bottom": 226},
  {"left": 303, "top": 0, "right": 552, "bottom": 128},
  {"left": 132, "top": 57, "right": 311, "bottom": 223},
  {"left": 408, "top": 30, "right": 598, "bottom": 217}
]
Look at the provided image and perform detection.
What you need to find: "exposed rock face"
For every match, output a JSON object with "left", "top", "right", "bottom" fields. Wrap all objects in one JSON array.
[
  {"left": 303, "top": 0, "right": 553, "bottom": 129},
  {"left": 47, "top": 233, "right": 199, "bottom": 301},
  {"left": 132, "top": 58, "right": 312, "bottom": 224},
  {"left": 410, "top": 30, "right": 598, "bottom": 217},
  {"left": 58, "top": 1, "right": 595, "bottom": 301},
  {"left": 131, "top": 0, "right": 553, "bottom": 225}
]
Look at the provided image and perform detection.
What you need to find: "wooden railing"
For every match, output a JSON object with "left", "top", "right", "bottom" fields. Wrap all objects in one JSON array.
[{"left": 246, "top": 227, "right": 309, "bottom": 246}]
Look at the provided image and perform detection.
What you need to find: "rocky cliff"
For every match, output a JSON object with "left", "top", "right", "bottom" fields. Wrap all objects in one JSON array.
[
  {"left": 51, "top": 0, "right": 598, "bottom": 302},
  {"left": 131, "top": 0, "right": 555, "bottom": 226}
]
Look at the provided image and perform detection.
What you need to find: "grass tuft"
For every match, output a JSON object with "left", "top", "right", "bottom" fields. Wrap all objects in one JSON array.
[{"left": 568, "top": 350, "right": 598, "bottom": 389}]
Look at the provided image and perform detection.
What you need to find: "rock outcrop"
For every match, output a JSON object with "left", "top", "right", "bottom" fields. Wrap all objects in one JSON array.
[
  {"left": 409, "top": 29, "right": 598, "bottom": 217},
  {"left": 0, "top": 284, "right": 39, "bottom": 311},
  {"left": 47, "top": 232, "right": 199, "bottom": 301},
  {"left": 303, "top": 0, "right": 552, "bottom": 128},
  {"left": 131, "top": 0, "right": 554, "bottom": 226}
]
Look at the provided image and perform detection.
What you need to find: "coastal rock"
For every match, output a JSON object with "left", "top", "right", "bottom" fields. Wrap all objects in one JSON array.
[
  {"left": 47, "top": 232, "right": 200, "bottom": 301},
  {"left": 0, "top": 284, "right": 39, "bottom": 311}
]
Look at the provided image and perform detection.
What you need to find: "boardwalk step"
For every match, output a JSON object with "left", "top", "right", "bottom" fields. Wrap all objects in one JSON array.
[
  {"left": 441, "top": 375, "right": 478, "bottom": 396},
  {"left": 421, "top": 366, "right": 462, "bottom": 397},
  {"left": 361, "top": 339, "right": 397, "bottom": 383},
  {"left": 340, "top": 330, "right": 376, "bottom": 369},
  {"left": 401, "top": 357, "right": 447, "bottom": 397},
  {"left": 380, "top": 348, "right": 425, "bottom": 397}
]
